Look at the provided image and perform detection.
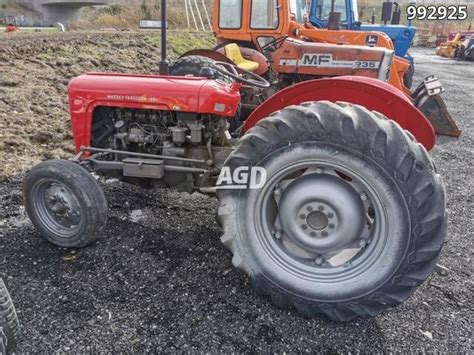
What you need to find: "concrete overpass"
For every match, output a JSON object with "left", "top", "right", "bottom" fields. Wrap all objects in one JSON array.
[{"left": 17, "top": 0, "right": 111, "bottom": 26}]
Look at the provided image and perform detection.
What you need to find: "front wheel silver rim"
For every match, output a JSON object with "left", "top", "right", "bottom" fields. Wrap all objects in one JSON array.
[
  {"left": 31, "top": 178, "right": 84, "bottom": 238},
  {"left": 255, "top": 159, "right": 389, "bottom": 284}
]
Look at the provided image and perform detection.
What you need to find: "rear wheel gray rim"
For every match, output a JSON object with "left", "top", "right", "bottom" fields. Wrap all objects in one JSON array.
[{"left": 254, "top": 158, "right": 389, "bottom": 283}]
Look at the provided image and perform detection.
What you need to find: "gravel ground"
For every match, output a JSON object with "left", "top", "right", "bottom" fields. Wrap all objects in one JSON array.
[{"left": 0, "top": 44, "right": 473, "bottom": 352}]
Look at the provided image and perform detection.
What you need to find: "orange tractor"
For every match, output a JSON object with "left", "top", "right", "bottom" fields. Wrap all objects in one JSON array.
[{"left": 176, "top": 0, "right": 460, "bottom": 136}]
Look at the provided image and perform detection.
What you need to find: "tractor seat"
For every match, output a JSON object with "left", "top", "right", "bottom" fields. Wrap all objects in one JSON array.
[{"left": 224, "top": 43, "right": 259, "bottom": 72}]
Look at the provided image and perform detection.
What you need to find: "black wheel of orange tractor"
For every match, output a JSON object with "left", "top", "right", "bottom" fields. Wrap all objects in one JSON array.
[
  {"left": 403, "top": 62, "right": 415, "bottom": 89},
  {"left": 23, "top": 160, "right": 108, "bottom": 248},
  {"left": 217, "top": 101, "right": 447, "bottom": 321},
  {"left": 170, "top": 55, "right": 231, "bottom": 83},
  {"left": 0, "top": 279, "right": 19, "bottom": 353}
]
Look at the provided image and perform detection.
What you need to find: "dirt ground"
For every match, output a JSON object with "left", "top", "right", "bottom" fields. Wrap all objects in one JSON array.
[
  {"left": 0, "top": 32, "right": 473, "bottom": 352},
  {"left": 0, "top": 31, "right": 214, "bottom": 180}
]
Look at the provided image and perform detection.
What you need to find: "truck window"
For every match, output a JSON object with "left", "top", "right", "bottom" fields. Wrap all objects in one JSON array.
[
  {"left": 251, "top": 0, "right": 279, "bottom": 29},
  {"left": 315, "top": 0, "right": 347, "bottom": 21},
  {"left": 290, "top": 0, "right": 309, "bottom": 23},
  {"left": 219, "top": 0, "right": 243, "bottom": 29}
]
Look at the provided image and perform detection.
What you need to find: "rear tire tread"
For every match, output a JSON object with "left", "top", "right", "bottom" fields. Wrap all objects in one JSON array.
[
  {"left": 0, "top": 280, "right": 19, "bottom": 352},
  {"left": 217, "top": 101, "right": 446, "bottom": 321},
  {"left": 170, "top": 55, "right": 232, "bottom": 83},
  {"left": 22, "top": 160, "right": 108, "bottom": 248}
]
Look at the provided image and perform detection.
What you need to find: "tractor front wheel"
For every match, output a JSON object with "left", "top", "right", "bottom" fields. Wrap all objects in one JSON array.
[
  {"left": 23, "top": 160, "right": 108, "bottom": 248},
  {"left": 217, "top": 101, "right": 447, "bottom": 321}
]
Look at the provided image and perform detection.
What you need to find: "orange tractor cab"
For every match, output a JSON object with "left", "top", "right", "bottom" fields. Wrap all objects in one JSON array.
[{"left": 180, "top": 0, "right": 459, "bottom": 136}]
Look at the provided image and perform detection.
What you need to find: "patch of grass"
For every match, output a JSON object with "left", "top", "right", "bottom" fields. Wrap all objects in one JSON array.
[
  {"left": 145, "top": 31, "right": 215, "bottom": 59},
  {"left": 75, "top": 2, "right": 212, "bottom": 30}
]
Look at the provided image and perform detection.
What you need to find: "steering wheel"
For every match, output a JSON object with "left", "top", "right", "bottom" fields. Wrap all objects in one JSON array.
[
  {"left": 210, "top": 61, "right": 270, "bottom": 89},
  {"left": 260, "top": 35, "right": 289, "bottom": 52}
]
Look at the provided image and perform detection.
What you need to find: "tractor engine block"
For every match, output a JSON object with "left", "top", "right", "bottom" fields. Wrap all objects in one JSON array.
[
  {"left": 91, "top": 107, "right": 231, "bottom": 155},
  {"left": 88, "top": 107, "right": 234, "bottom": 190}
]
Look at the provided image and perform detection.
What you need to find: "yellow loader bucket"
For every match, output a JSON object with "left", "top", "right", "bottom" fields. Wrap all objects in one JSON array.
[{"left": 412, "top": 76, "right": 461, "bottom": 137}]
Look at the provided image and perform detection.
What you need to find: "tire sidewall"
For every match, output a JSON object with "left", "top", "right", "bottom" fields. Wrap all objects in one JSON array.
[
  {"left": 0, "top": 330, "right": 6, "bottom": 354},
  {"left": 23, "top": 161, "right": 106, "bottom": 247},
  {"left": 0, "top": 280, "right": 18, "bottom": 351},
  {"left": 234, "top": 142, "right": 411, "bottom": 302}
]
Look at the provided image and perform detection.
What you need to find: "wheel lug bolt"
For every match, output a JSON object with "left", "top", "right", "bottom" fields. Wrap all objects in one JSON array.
[
  {"left": 274, "top": 188, "right": 281, "bottom": 196},
  {"left": 299, "top": 214, "right": 306, "bottom": 219},
  {"left": 360, "top": 193, "right": 368, "bottom": 201},
  {"left": 314, "top": 257, "right": 324, "bottom": 265},
  {"left": 310, "top": 232, "right": 316, "bottom": 237},
  {"left": 359, "top": 239, "right": 367, "bottom": 248},
  {"left": 274, "top": 230, "right": 282, "bottom": 239},
  {"left": 327, "top": 212, "right": 334, "bottom": 218},
  {"left": 301, "top": 224, "right": 308, "bottom": 230},
  {"left": 306, "top": 206, "right": 313, "bottom": 212},
  {"left": 328, "top": 223, "right": 335, "bottom": 229},
  {"left": 318, "top": 205, "right": 324, "bottom": 211},
  {"left": 322, "top": 231, "right": 328, "bottom": 237}
]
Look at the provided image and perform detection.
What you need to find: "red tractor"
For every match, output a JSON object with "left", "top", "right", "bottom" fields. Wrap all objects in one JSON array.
[
  {"left": 3, "top": 16, "right": 18, "bottom": 33},
  {"left": 23, "top": 1, "right": 447, "bottom": 321}
]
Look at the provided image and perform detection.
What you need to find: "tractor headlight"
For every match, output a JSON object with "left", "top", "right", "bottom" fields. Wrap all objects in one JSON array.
[{"left": 214, "top": 103, "right": 227, "bottom": 112}]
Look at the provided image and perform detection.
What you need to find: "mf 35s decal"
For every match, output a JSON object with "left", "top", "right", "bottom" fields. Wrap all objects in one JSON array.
[{"left": 280, "top": 54, "right": 381, "bottom": 69}]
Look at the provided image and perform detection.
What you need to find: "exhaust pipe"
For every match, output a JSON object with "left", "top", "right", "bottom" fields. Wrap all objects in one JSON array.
[
  {"left": 159, "top": 0, "right": 169, "bottom": 75},
  {"left": 328, "top": 0, "right": 341, "bottom": 30}
]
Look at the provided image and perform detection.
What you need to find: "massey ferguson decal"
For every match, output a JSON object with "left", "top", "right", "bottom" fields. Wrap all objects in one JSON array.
[
  {"left": 106, "top": 94, "right": 160, "bottom": 102},
  {"left": 291, "top": 54, "right": 381, "bottom": 69}
]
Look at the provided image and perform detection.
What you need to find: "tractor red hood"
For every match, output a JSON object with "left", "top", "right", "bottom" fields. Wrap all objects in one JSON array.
[
  {"left": 68, "top": 72, "right": 240, "bottom": 117},
  {"left": 67, "top": 72, "right": 240, "bottom": 152}
]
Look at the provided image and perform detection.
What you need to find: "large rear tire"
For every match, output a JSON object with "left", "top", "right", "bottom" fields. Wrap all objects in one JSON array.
[
  {"left": 23, "top": 160, "right": 108, "bottom": 248},
  {"left": 0, "top": 279, "right": 19, "bottom": 353},
  {"left": 217, "top": 101, "right": 447, "bottom": 321}
]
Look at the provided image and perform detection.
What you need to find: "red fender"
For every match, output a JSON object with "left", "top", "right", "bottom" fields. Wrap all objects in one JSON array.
[{"left": 244, "top": 76, "right": 436, "bottom": 150}]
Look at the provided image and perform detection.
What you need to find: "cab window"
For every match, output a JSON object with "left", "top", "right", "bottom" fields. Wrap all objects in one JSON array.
[
  {"left": 290, "top": 0, "right": 309, "bottom": 23},
  {"left": 315, "top": 0, "right": 347, "bottom": 21},
  {"left": 219, "top": 0, "right": 243, "bottom": 29},
  {"left": 251, "top": 0, "right": 279, "bottom": 29}
]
